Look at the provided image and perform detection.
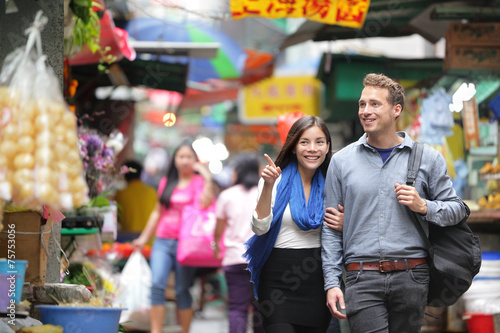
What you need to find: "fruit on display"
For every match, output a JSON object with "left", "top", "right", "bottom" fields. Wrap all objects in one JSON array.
[{"left": 0, "top": 88, "right": 89, "bottom": 210}]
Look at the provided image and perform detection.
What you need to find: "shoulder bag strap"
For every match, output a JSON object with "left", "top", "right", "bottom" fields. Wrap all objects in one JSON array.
[{"left": 407, "top": 142, "right": 432, "bottom": 249}]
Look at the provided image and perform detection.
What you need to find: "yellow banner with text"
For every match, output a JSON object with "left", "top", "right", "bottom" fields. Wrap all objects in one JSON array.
[
  {"left": 230, "top": 0, "right": 370, "bottom": 27},
  {"left": 238, "top": 76, "right": 322, "bottom": 124}
]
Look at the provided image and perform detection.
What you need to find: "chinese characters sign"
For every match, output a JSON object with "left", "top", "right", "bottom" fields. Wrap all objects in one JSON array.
[
  {"left": 238, "top": 76, "right": 322, "bottom": 124},
  {"left": 230, "top": 0, "right": 370, "bottom": 27}
]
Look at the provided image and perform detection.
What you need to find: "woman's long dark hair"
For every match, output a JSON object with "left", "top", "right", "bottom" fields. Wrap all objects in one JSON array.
[
  {"left": 232, "top": 154, "right": 260, "bottom": 190},
  {"left": 274, "top": 115, "right": 332, "bottom": 176},
  {"left": 159, "top": 141, "right": 198, "bottom": 208}
]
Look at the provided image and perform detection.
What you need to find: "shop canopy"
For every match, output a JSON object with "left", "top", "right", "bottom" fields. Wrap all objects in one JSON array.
[
  {"left": 279, "top": 0, "right": 500, "bottom": 50},
  {"left": 317, "top": 53, "right": 444, "bottom": 122}
]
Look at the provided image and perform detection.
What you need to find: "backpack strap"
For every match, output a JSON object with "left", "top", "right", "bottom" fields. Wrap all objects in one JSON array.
[
  {"left": 407, "top": 142, "right": 424, "bottom": 186},
  {"left": 407, "top": 142, "right": 432, "bottom": 247}
]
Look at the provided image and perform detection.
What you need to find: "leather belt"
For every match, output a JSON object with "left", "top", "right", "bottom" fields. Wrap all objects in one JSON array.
[{"left": 346, "top": 258, "right": 427, "bottom": 273}]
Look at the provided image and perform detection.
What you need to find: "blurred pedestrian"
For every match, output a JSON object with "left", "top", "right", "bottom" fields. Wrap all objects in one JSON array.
[
  {"left": 114, "top": 160, "right": 157, "bottom": 243},
  {"left": 133, "top": 141, "right": 214, "bottom": 333},
  {"left": 322, "top": 73, "right": 467, "bottom": 333},
  {"left": 213, "top": 154, "right": 265, "bottom": 333},
  {"left": 244, "top": 116, "right": 344, "bottom": 333}
]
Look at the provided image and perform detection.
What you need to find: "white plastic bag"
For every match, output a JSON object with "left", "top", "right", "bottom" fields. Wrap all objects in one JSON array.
[{"left": 113, "top": 251, "right": 151, "bottom": 330}]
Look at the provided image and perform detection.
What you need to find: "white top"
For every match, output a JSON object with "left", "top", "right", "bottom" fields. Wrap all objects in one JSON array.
[
  {"left": 251, "top": 176, "right": 321, "bottom": 248},
  {"left": 216, "top": 184, "right": 259, "bottom": 266}
]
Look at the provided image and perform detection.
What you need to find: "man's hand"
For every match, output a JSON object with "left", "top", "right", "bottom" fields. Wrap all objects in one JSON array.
[
  {"left": 326, "top": 287, "right": 347, "bottom": 319},
  {"left": 394, "top": 183, "right": 427, "bottom": 215},
  {"left": 324, "top": 204, "right": 344, "bottom": 231}
]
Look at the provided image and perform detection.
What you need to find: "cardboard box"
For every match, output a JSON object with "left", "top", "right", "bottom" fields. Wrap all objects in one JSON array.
[
  {"left": 447, "top": 22, "right": 500, "bottom": 47},
  {"left": 0, "top": 211, "right": 52, "bottom": 286},
  {"left": 444, "top": 46, "right": 500, "bottom": 71}
]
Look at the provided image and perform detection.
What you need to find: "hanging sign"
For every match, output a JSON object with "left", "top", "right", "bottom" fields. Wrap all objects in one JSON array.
[
  {"left": 238, "top": 76, "right": 322, "bottom": 124},
  {"left": 230, "top": 0, "right": 370, "bottom": 27},
  {"left": 462, "top": 98, "right": 480, "bottom": 150}
]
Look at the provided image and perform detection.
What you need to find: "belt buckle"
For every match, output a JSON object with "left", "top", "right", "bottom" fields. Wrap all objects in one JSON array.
[{"left": 379, "top": 260, "right": 391, "bottom": 273}]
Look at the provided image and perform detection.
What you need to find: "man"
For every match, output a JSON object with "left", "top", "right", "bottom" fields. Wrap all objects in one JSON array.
[
  {"left": 321, "top": 73, "right": 466, "bottom": 332},
  {"left": 115, "top": 160, "right": 157, "bottom": 242}
]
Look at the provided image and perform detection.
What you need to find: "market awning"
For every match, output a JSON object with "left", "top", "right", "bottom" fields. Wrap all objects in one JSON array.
[
  {"left": 279, "top": 0, "right": 500, "bottom": 50},
  {"left": 317, "top": 53, "right": 444, "bottom": 122},
  {"left": 71, "top": 58, "right": 189, "bottom": 94}
]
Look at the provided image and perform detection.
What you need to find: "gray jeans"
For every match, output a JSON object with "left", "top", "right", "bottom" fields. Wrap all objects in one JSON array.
[{"left": 344, "top": 264, "right": 429, "bottom": 333}]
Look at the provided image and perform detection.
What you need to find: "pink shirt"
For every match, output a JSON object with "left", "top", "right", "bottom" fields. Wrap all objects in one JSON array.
[
  {"left": 156, "top": 174, "right": 205, "bottom": 239},
  {"left": 216, "top": 184, "right": 258, "bottom": 266}
]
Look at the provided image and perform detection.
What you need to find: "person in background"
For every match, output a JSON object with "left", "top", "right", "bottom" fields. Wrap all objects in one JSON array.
[
  {"left": 133, "top": 141, "right": 214, "bottom": 333},
  {"left": 114, "top": 160, "right": 157, "bottom": 243},
  {"left": 142, "top": 147, "right": 169, "bottom": 189},
  {"left": 322, "top": 73, "right": 467, "bottom": 333},
  {"left": 213, "top": 154, "right": 265, "bottom": 333},
  {"left": 244, "top": 116, "right": 344, "bottom": 333}
]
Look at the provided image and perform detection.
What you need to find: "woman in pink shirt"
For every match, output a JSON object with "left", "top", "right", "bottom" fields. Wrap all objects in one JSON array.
[{"left": 133, "top": 141, "right": 214, "bottom": 333}]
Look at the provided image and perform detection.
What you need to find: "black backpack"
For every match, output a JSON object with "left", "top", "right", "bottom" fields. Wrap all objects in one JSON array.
[{"left": 407, "top": 142, "right": 482, "bottom": 307}]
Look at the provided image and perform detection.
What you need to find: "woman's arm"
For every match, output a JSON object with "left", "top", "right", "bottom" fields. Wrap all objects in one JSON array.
[
  {"left": 194, "top": 162, "right": 214, "bottom": 209},
  {"left": 255, "top": 154, "right": 281, "bottom": 219},
  {"left": 213, "top": 218, "right": 226, "bottom": 259},
  {"left": 132, "top": 201, "right": 161, "bottom": 250}
]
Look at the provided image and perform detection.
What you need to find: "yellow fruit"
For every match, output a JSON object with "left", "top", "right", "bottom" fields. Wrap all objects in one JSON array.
[
  {"left": 70, "top": 176, "right": 87, "bottom": 192},
  {"left": 53, "top": 125, "right": 66, "bottom": 142},
  {"left": 65, "top": 130, "right": 78, "bottom": 146},
  {"left": 14, "top": 153, "right": 35, "bottom": 170},
  {"left": 34, "top": 114, "right": 50, "bottom": 131},
  {"left": 36, "top": 166, "right": 56, "bottom": 185},
  {"left": 19, "top": 121, "right": 35, "bottom": 137},
  {"left": 35, "top": 147, "right": 54, "bottom": 166},
  {"left": 13, "top": 168, "right": 33, "bottom": 186},
  {"left": 18, "top": 181, "right": 35, "bottom": 202},
  {"left": 37, "top": 182, "right": 58, "bottom": 205},
  {"left": 18, "top": 136, "right": 35, "bottom": 154},
  {"left": 36, "top": 131, "right": 55, "bottom": 149},
  {"left": 0, "top": 140, "right": 18, "bottom": 159},
  {"left": 1, "top": 123, "right": 17, "bottom": 140},
  {"left": 60, "top": 111, "right": 76, "bottom": 128},
  {"left": 54, "top": 143, "right": 69, "bottom": 160}
]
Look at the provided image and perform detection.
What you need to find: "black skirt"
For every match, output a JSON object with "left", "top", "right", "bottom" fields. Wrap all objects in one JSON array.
[{"left": 257, "top": 247, "right": 331, "bottom": 329}]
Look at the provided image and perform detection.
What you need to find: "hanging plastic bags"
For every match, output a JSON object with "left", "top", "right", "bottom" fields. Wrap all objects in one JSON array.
[
  {"left": 113, "top": 250, "right": 151, "bottom": 331},
  {"left": 0, "top": 11, "right": 89, "bottom": 210}
]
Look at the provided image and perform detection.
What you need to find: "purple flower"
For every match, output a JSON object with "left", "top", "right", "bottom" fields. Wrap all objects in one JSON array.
[
  {"left": 102, "top": 148, "right": 113, "bottom": 158},
  {"left": 86, "top": 135, "right": 102, "bottom": 155}
]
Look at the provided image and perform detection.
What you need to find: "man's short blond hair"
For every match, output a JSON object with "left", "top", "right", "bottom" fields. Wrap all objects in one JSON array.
[{"left": 363, "top": 73, "right": 405, "bottom": 112}]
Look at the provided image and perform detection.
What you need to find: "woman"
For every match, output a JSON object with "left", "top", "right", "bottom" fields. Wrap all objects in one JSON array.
[
  {"left": 244, "top": 116, "right": 343, "bottom": 333},
  {"left": 213, "top": 154, "right": 265, "bottom": 333},
  {"left": 133, "top": 141, "right": 214, "bottom": 333}
]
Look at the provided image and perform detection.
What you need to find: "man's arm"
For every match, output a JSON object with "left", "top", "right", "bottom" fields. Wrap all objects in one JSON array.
[{"left": 422, "top": 149, "right": 467, "bottom": 227}]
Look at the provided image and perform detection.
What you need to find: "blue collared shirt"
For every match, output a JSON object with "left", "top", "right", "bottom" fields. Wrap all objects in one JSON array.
[{"left": 321, "top": 132, "right": 467, "bottom": 290}]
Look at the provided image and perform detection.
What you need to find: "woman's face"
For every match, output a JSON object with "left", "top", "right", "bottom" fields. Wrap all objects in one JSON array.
[
  {"left": 174, "top": 146, "right": 197, "bottom": 176},
  {"left": 293, "top": 125, "right": 329, "bottom": 176}
]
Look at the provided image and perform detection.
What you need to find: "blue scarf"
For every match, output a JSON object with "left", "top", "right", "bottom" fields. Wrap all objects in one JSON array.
[{"left": 243, "top": 161, "right": 325, "bottom": 298}]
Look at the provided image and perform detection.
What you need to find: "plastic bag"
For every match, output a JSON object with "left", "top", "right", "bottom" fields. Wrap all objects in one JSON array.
[
  {"left": 113, "top": 250, "right": 151, "bottom": 331},
  {"left": 0, "top": 11, "right": 88, "bottom": 210}
]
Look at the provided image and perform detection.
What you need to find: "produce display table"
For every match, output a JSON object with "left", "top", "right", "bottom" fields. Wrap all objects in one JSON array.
[{"left": 61, "top": 216, "right": 103, "bottom": 260}]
